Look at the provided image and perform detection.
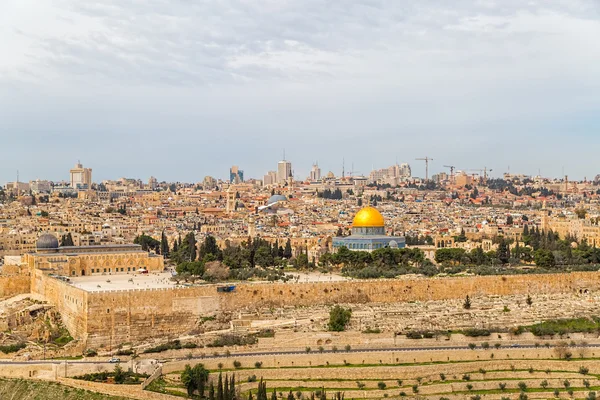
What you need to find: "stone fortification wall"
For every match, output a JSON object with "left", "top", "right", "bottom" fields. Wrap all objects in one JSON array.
[
  {"left": 30, "top": 271, "right": 88, "bottom": 341},
  {"left": 0, "top": 275, "right": 31, "bottom": 299},
  {"left": 83, "top": 272, "right": 600, "bottom": 348}
]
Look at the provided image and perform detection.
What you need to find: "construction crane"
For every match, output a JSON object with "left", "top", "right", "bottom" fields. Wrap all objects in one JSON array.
[
  {"left": 468, "top": 167, "right": 493, "bottom": 183},
  {"left": 416, "top": 157, "right": 433, "bottom": 181},
  {"left": 443, "top": 165, "right": 456, "bottom": 179}
]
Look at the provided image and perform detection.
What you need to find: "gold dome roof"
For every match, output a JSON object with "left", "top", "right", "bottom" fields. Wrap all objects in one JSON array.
[{"left": 352, "top": 206, "right": 385, "bottom": 228}]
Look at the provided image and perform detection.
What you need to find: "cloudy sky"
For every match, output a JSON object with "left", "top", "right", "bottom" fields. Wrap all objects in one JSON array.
[{"left": 1, "top": 0, "right": 599, "bottom": 183}]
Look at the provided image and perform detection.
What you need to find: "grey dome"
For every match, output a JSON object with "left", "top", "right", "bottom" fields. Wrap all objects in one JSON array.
[
  {"left": 388, "top": 240, "right": 398, "bottom": 249},
  {"left": 267, "top": 195, "right": 287, "bottom": 205},
  {"left": 37, "top": 234, "right": 59, "bottom": 250}
]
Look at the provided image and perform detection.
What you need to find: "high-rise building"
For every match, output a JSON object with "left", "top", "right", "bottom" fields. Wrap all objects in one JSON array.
[
  {"left": 70, "top": 162, "right": 92, "bottom": 190},
  {"left": 148, "top": 176, "right": 158, "bottom": 190},
  {"left": 369, "top": 162, "right": 411, "bottom": 183},
  {"left": 309, "top": 163, "right": 321, "bottom": 181},
  {"left": 262, "top": 171, "right": 277, "bottom": 186},
  {"left": 277, "top": 160, "right": 292, "bottom": 184},
  {"left": 229, "top": 166, "right": 244, "bottom": 183}
]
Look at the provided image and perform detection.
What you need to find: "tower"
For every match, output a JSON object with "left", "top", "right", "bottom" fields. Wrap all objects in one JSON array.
[
  {"left": 226, "top": 186, "right": 236, "bottom": 213},
  {"left": 248, "top": 216, "right": 256, "bottom": 238}
]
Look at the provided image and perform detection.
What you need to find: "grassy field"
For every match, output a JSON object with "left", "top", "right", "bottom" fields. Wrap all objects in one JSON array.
[{"left": 0, "top": 378, "right": 135, "bottom": 400}]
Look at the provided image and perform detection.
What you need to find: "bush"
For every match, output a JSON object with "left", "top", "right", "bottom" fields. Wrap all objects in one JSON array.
[
  {"left": 406, "top": 331, "right": 423, "bottom": 339},
  {"left": 579, "top": 366, "right": 590, "bottom": 375},
  {"left": 248, "top": 375, "right": 257, "bottom": 382},
  {"left": 463, "top": 328, "right": 491, "bottom": 337},
  {"left": 84, "top": 349, "right": 98, "bottom": 357},
  {"left": 518, "top": 382, "right": 527, "bottom": 392},
  {"left": 0, "top": 343, "right": 26, "bottom": 354},
  {"left": 182, "top": 342, "right": 198, "bottom": 349},
  {"left": 233, "top": 360, "right": 242, "bottom": 368},
  {"left": 378, "top": 382, "right": 387, "bottom": 390},
  {"left": 143, "top": 340, "right": 182, "bottom": 354},
  {"left": 328, "top": 305, "right": 352, "bottom": 332},
  {"left": 255, "top": 361, "right": 263, "bottom": 368}
]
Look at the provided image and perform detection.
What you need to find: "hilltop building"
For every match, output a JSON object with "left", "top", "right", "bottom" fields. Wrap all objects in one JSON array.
[
  {"left": 70, "top": 162, "right": 92, "bottom": 190},
  {"left": 332, "top": 206, "right": 405, "bottom": 252}
]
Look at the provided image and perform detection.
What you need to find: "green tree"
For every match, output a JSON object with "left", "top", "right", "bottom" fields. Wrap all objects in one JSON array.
[
  {"left": 283, "top": 239, "right": 293, "bottom": 259},
  {"left": 328, "top": 305, "right": 352, "bottom": 332},
  {"left": 463, "top": 295, "right": 472, "bottom": 310},
  {"left": 160, "top": 230, "right": 170, "bottom": 257}
]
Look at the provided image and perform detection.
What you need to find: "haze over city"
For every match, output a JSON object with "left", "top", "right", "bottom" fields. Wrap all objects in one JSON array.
[{"left": 2, "top": 0, "right": 600, "bottom": 183}]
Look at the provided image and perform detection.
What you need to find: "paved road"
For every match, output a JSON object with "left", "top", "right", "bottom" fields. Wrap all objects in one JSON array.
[{"left": 1, "top": 343, "right": 597, "bottom": 365}]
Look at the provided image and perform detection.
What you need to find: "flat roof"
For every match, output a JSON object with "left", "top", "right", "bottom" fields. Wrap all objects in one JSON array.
[{"left": 69, "top": 272, "right": 176, "bottom": 292}]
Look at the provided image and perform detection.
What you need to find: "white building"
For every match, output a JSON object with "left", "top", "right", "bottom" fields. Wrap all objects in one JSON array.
[{"left": 277, "top": 160, "right": 292, "bottom": 184}]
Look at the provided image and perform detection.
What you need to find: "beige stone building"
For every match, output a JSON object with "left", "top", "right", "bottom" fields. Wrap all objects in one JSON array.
[{"left": 20, "top": 234, "right": 164, "bottom": 277}]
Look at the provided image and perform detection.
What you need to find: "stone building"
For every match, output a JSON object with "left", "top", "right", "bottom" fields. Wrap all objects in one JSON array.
[
  {"left": 332, "top": 206, "right": 406, "bottom": 252},
  {"left": 21, "top": 234, "right": 164, "bottom": 277}
]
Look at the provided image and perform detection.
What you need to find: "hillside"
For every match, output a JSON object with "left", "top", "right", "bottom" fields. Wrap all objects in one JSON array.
[{"left": 0, "top": 378, "right": 134, "bottom": 400}]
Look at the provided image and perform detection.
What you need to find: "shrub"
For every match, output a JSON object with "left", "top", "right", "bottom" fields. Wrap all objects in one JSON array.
[
  {"left": 406, "top": 331, "right": 423, "bottom": 339},
  {"left": 412, "top": 385, "right": 419, "bottom": 393},
  {"left": 182, "top": 342, "right": 198, "bottom": 349},
  {"left": 248, "top": 375, "right": 257, "bottom": 382},
  {"left": 468, "top": 343, "right": 476, "bottom": 350},
  {"left": 0, "top": 343, "right": 26, "bottom": 354},
  {"left": 378, "top": 382, "right": 387, "bottom": 390},
  {"left": 499, "top": 383, "right": 507, "bottom": 391},
  {"left": 255, "top": 361, "right": 263, "bottom": 368},
  {"left": 233, "top": 360, "right": 241, "bottom": 368},
  {"left": 580, "top": 366, "right": 590, "bottom": 375},
  {"left": 463, "top": 328, "right": 490, "bottom": 337},
  {"left": 588, "top": 392, "right": 597, "bottom": 400},
  {"left": 305, "top": 347, "right": 311, "bottom": 353},
  {"left": 481, "top": 342, "right": 490, "bottom": 349},
  {"left": 399, "top": 392, "right": 406, "bottom": 397},
  {"left": 479, "top": 368, "right": 486, "bottom": 375},
  {"left": 554, "top": 389, "right": 560, "bottom": 397},
  {"left": 518, "top": 382, "right": 527, "bottom": 392},
  {"left": 540, "top": 380, "right": 549, "bottom": 389},
  {"left": 471, "top": 396, "right": 481, "bottom": 400},
  {"left": 116, "top": 349, "right": 134, "bottom": 356},
  {"left": 439, "top": 373, "right": 446, "bottom": 381},
  {"left": 584, "top": 380, "right": 591, "bottom": 388},
  {"left": 463, "top": 374, "right": 471, "bottom": 381},
  {"left": 328, "top": 305, "right": 352, "bottom": 332},
  {"left": 466, "top": 384, "right": 473, "bottom": 391},
  {"left": 143, "top": 340, "right": 182, "bottom": 354},
  {"left": 84, "top": 349, "right": 98, "bottom": 357},
  {"left": 345, "top": 345, "right": 351, "bottom": 352}
]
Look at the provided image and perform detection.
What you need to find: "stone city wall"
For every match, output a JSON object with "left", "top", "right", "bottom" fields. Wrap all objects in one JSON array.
[
  {"left": 30, "top": 271, "right": 89, "bottom": 341},
  {"left": 3, "top": 270, "right": 599, "bottom": 347},
  {"left": 82, "top": 272, "right": 600, "bottom": 348},
  {"left": 0, "top": 274, "right": 31, "bottom": 299}
]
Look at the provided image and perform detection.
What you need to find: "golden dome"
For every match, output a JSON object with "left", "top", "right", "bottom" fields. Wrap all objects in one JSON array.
[{"left": 352, "top": 206, "right": 385, "bottom": 228}]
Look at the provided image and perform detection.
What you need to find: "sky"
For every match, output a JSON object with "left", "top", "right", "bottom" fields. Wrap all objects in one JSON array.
[{"left": 1, "top": 0, "right": 600, "bottom": 184}]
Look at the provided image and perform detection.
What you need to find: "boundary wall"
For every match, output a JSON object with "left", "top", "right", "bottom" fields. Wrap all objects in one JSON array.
[{"left": 2, "top": 270, "right": 599, "bottom": 348}]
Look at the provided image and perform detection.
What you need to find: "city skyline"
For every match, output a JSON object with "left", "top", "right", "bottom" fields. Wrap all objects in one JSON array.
[{"left": 2, "top": 1, "right": 600, "bottom": 183}]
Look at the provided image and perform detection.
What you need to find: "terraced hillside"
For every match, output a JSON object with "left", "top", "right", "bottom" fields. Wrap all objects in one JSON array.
[
  {"left": 0, "top": 378, "right": 134, "bottom": 400},
  {"left": 151, "top": 346, "right": 600, "bottom": 400}
]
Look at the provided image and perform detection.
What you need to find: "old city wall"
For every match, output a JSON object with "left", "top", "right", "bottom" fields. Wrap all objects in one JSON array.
[
  {"left": 0, "top": 275, "right": 30, "bottom": 299},
  {"left": 82, "top": 271, "right": 600, "bottom": 348},
  {"left": 30, "top": 271, "right": 88, "bottom": 341},
  {"left": 85, "top": 288, "right": 220, "bottom": 348}
]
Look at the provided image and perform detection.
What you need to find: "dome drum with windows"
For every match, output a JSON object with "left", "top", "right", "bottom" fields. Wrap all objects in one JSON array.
[{"left": 333, "top": 206, "right": 405, "bottom": 252}]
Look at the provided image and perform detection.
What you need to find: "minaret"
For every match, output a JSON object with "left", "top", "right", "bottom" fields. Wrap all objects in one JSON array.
[
  {"left": 226, "top": 186, "right": 236, "bottom": 213},
  {"left": 248, "top": 216, "right": 256, "bottom": 238}
]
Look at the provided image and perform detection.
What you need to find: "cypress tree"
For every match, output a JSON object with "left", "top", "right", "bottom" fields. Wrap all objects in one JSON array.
[
  {"left": 271, "top": 387, "right": 277, "bottom": 400},
  {"left": 209, "top": 381, "right": 215, "bottom": 400},
  {"left": 218, "top": 373, "right": 224, "bottom": 400}
]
